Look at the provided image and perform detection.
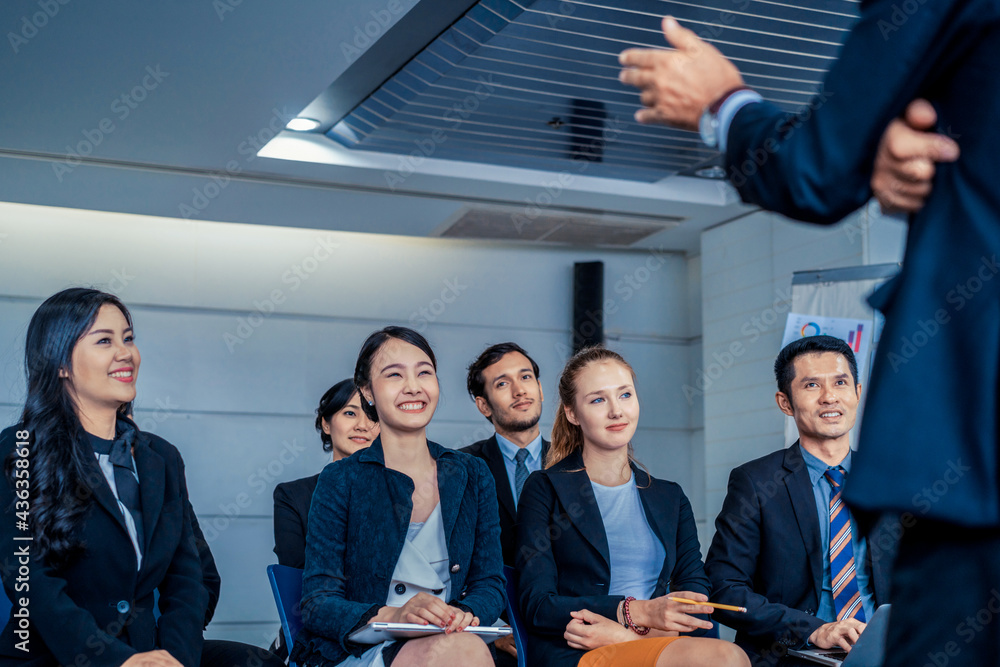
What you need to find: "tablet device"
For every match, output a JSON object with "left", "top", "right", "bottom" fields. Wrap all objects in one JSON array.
[
  {"left": 787, "top": 604, "right": 891, "bottom": 667},
  {"left": 348, "top": 622, "right": 511, "bottom": 645}
]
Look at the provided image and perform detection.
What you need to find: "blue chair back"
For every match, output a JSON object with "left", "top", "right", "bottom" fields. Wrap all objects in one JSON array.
[
  {"left": 267, "top": 564, "right": 304, "bottom": 662},
  {"left": 0, "top": 586, "right": 11, "bottom": 632},
  {"left": 503, "top": 565, "right": 527, "bottom": 667}
]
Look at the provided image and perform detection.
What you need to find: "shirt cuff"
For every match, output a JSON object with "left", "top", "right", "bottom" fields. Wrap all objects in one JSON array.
[{"left": 717, "top": 89, "right": 764, "bottom": 153}]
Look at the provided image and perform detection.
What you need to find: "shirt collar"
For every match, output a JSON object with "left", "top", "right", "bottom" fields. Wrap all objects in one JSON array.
[
  {"left": 800, "top": 445, "right": 852, "bottom": 485},
  {"left": 495, "top": 432, "right": 542, "bottom": 463}
]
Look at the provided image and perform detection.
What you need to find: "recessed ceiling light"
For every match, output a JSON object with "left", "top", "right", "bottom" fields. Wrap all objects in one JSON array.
[
  {"left": 286, "top": 117, "right": 322, "bottom": 132},
  {"left": 695, "top": 166, "right": 727, "bottom": 180}
]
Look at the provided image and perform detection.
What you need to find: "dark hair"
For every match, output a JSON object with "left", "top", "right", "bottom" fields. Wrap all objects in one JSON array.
[
  {"left": 315, "top": 379, "right": 358, "bottom": 452},
  {"left": 774, "top": 335, "right": 859, "bottom": 407},
  {"left": 466, "top": 342, "right": 540, "bottom": 422},
  {"left": 5, "top": 288, "right": 133, "bottom": 567},
  {"left": 353, "top": 326, "right": 437, "bottom": 422}
]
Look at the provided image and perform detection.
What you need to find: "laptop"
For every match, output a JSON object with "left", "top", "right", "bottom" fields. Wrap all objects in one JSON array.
[
  {"left": 348, "top": 622, "right": 511, "bottom": 645},
  {"left": 787, "top": 604, "right": 891, "bottom": 667}
]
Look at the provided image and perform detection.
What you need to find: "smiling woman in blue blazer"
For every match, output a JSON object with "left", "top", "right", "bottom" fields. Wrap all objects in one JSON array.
[
  {"left": 516, "top": 347, "right": 748, "bottom": 667},
  {"left": 291, "top": 326, "right": 504, "bottom": 667},
  {"left": 0, "top": 289, "right": 207, "bottom": 667}
]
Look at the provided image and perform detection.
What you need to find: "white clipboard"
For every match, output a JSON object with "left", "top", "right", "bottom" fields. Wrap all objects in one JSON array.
[{"left": 348, "top": 622, "right": 511, "bottom": 645}]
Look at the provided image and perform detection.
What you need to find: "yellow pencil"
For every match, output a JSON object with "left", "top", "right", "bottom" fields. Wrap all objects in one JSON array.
[{"left": 668, "top": 597, "right": 747, "bottom": 613}]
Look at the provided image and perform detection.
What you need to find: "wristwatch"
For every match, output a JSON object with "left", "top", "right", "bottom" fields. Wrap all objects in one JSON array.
[{"left": 699, "top": 86, "right": 752, "bottom": 148}]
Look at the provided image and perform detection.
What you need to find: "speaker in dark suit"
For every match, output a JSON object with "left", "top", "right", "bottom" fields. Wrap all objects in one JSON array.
[{"left": 619, "top": 5, "right": 1000, "bottom": 663}]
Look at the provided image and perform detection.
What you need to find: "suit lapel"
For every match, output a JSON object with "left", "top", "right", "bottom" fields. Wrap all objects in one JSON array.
[
  {"left": 783, "top": 443, "right": 824, "bottom": 599},
  {"left": 549, "top": 452, "right": 610, "bottom": 568},
  {"left": 133, "top": 434, "right": 165, "bottom": 553},
  {"left": 81, "top": 449, "right": 131, "bottom": 537},
  {"left": 483, "top": 436, "right": 516, "bottom": 521},
  {"left": 635, "top": 470, "right": 674, "bottom": 586}
]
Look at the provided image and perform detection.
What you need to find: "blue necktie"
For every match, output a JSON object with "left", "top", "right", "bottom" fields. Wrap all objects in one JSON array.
[
  {"left": 514, "top": 448, "right": 530, "bottom": 501},
  {"left": 824, "top": 467, "right": 866, "bottom": 622}
]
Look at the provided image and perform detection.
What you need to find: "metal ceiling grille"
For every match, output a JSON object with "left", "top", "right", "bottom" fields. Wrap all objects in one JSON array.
[{"left": 328, "top": 0, "right": 859, "bottom": 182}]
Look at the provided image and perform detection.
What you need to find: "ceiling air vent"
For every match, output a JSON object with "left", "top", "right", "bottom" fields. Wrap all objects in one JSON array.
[{"left": 436, "top": 205, "right": 682, "bottom": 247}]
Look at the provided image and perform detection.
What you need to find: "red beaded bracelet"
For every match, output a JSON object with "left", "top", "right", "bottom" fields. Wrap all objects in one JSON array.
[{"left": 622, "top": 596, "right": 650, "bottom": 635}]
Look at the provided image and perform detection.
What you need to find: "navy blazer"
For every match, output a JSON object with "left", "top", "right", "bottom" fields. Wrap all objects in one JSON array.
[
  {"left": 272, "top": 473, "right": 320, "bottom": 569},
  {"left": 460, "top": 435, "right": 550, "bottom": 566},
  {"left": 705, "top": 443, "right": 893, "bottom": 663},
  {"left": 0, "top": 424, "right": 208, "bottom": 667},
  {"left": 291, "top": 437, "right": 505, "bottom": 666},
  {"left": 515, "top": 449, "right": 710, "bottom": 667},
  {"left": 723, "top": 0, "right": 1000, "bottom": 527}
]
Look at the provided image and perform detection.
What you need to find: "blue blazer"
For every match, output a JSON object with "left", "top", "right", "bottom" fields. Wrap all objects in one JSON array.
[
  {"left": 723, "top": 0, "right": 1000, "bottom": 527},
  {"left": 705, "top": 443, "right": 893, "bottom": 663},
  {"left": 0, "top": 424, "right": 208, "bottom": 667},
  {"left": 291, "top": 437, "right": 505, "bottom": 666},
  {"left": 515, "top": 449, "right": 710, "bottom": 667}
]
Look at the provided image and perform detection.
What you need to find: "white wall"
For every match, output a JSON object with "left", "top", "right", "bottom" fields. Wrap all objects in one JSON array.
[{"left": 0, "top": 202, "right": 699, "bottom": 645}]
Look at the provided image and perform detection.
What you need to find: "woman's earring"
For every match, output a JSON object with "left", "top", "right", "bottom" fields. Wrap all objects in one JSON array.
[{"left": 368, "top": 400, "right": 374, "bottom": 406}]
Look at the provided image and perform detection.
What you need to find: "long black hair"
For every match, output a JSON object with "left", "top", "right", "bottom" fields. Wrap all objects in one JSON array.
[
  {"left": 315, "top": 379, "right": 358, "bottom": 452},
  {"left": 353, "top": 326, "right": 437, "bottom": 422},
  {"left": 5, "top": 288, "right": 134, "bottom": 567}
]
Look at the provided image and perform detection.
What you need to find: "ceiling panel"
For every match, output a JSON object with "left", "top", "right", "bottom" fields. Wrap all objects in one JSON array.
[{"left": 326, "top": 0, "right": 859, "bottom": 182}]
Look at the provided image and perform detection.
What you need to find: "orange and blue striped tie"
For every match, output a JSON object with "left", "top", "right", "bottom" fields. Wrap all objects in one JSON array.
[{"left": 824, "top": 467, "right": 866, "bottom": 622}]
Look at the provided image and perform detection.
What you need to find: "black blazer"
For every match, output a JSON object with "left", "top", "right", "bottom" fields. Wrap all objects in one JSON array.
[
  {"left": 724, "top": 0, "right": 1000, "bottom": 528},
  {"left": 705, "top": 443, "right": 893, "bottom": 664},
  {"left": 272, "top": 473, "right": 320, "bottom": 569},
  {"left": 460, "top": 435, "right": 549, "bottom": 566},
  {"left": 0, "top": 424, "right": 208, "bottom": 667},
  {"left": 515, "top": 449, "right": 710, "bottom": 667}
]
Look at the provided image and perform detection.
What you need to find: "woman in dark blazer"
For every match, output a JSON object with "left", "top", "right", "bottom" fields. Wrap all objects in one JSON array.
[
  {"left": 272, "top": 378, "right": 378, "bottom": 569},
  {"left": 290, "top": 326, "right": 504, "bottom": 667},
  {"left": 0, "top": 289, "right": 207, "bottom": 667},
  {"left": 516, "top": 347, "right": 749, "bottom": 667}
]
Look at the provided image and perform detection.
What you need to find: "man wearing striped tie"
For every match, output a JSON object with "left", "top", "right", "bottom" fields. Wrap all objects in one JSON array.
[{"left": 705, "top": 336, "right": 893, "bottom": 666}]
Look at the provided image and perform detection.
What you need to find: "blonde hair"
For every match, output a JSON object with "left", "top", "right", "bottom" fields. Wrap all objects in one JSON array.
[{"left": 546, "top": 346, "right": 638, "bottom": 469}]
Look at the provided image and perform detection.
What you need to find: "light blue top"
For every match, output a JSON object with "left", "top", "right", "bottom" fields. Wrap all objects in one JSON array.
[
  {"left": 590, "top": 472, "right": 665, "bottom": 599},
  {"left": 495, "top": 432, "right": 543, "bottom": 507},
  {"left": 800, "top": 447, "right": 876, "bottom": 622}
]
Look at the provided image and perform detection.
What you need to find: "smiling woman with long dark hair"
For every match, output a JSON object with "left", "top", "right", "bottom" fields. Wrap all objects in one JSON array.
[{"left": 0, "top": 288, "right": 207, "bottom": 667}]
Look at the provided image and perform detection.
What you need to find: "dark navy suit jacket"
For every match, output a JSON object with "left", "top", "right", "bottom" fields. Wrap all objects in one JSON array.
[
  {"left": 0, "top": 424, "right": 208, "bottom": 667},
  {"left": 723, "top": 0, "right": 1000, "bottom": 527},
  {"left": 460, "top": 435, "right": 550, "bottom": 566},
  {"left": 516, "top": 449, "right": 710, "bottom": 667},
  {"left": 705, "top": 443, "right": 893, "bottom": 664},
  {"left": 291, "top": 437, "right": 505, "bottom": 666}
]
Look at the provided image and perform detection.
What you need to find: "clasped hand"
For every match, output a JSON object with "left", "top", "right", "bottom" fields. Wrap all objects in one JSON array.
[{"left": 379, "top": 592, "right": 479, "bottom": 633}]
